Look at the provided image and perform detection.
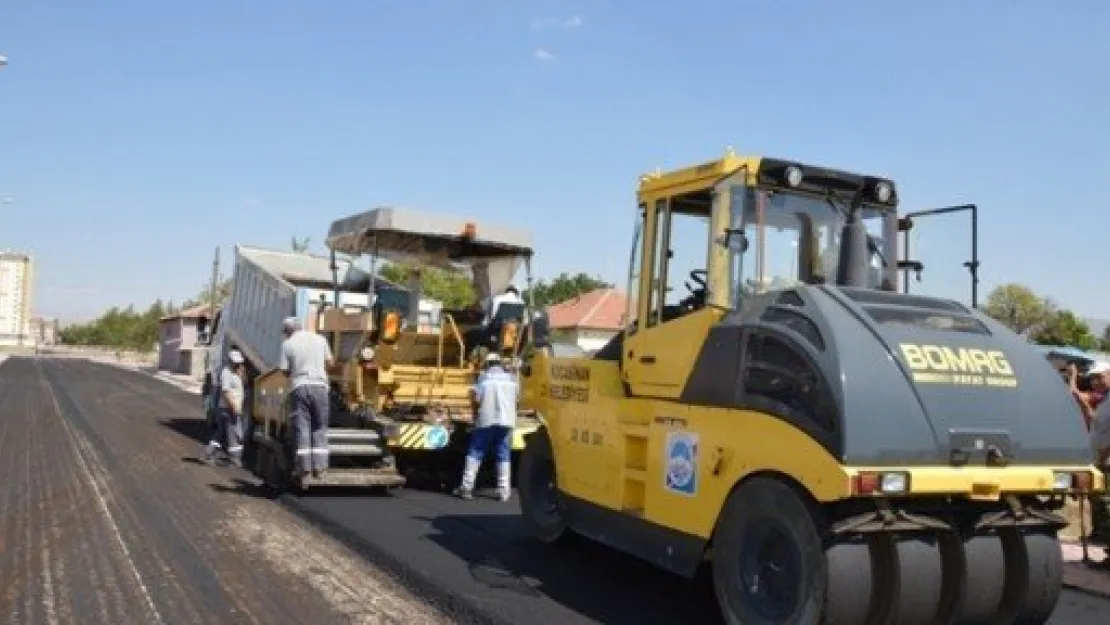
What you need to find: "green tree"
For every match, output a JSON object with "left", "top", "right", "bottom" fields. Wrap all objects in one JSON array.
[
  {"left": 57, "top": 299, "right": 169, "bottom": 351},
  {"left": 1031, "top": 310, "right": 1097, "bottom": 349},
  {"left": 1101, "top": 325, "right": 1110, "bottom": 352},
  {"left": 524, "top": 272, "right": 613, "bottom": 308},
  {"left": 982, "top": 283, "right": 1053, "bottom": 335},
  {"left": 378, "top": 261, "right": 477, "bottom": 308},
  {"left": 182, "top": 277, "right": 233, "bottom": 309}
]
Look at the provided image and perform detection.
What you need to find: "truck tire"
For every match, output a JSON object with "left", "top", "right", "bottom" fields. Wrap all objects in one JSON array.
[
  {"left": 712, "top": 477, "right": 828, "bottom": 625},
  {"left": 518, "top": 429, "right": 571, "bottom": 544}
]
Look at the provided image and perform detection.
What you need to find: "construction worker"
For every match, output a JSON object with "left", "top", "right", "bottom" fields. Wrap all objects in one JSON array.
[
  {"left": 204, "top": 349, "right": 246, "bottom": 466},
  {"left": 455, "top": 351, "right": 518, "bottom": 501},
  {"left": 483, "top": 285, "right": 523, "bottom": 325},
  {"left": 279, "top": 317, "right": 335, "bottom": 478},
  {"left": 1088, "top": 363, "right": 1110, "bottom": 566}
]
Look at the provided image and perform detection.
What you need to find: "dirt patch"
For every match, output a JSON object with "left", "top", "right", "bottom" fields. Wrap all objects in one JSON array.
[{"left": 216, "top": 502, "right": 451, "bottom": 625}]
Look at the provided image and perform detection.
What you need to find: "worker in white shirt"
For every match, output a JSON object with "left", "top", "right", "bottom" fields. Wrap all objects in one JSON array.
[
  {"left": 483, "top": 285, "right": 523, "bottom": 325},
  {"left": 204, "top": 349, "right": 246, "bottom": 467},
  {"left": 455, "top": 352, "right": 518, "bottom": 501},
  {"left": 279, "top": 317, "right": 335, "bottom": 478}
]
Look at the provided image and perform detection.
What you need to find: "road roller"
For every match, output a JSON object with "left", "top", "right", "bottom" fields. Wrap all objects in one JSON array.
[{"left": 515, "top": 149, "right": 1103, "bottom": 624}]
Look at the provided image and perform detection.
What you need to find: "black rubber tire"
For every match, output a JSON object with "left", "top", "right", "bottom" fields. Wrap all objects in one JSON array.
[
  {"left": 1012, "top": 529, "right": 1063, "bottom": 625},
  {"left": 890, "top": 535, "right": 944, "bottom": 625},
  {"left": 517, "top": 429, "right": 571, "bottom": 544},
  {"left": 241, "top": 417, "right": 258, "bottom": 474},
  {"left": 956, "top": 533, "right": 1007, "bottom": 624},
  {"left": 712, "top": 477, "right": 826, "bottom": 625},
  {"left": 822, "top": 536, "right": 890, "bottom": 625}
]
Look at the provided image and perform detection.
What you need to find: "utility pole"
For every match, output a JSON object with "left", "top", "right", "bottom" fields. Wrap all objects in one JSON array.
[
  {"left": 202, "top": 247, "right": 220, "bottom": 384},
  {"left": 209, "top": 246, "right": 220, "bottom": 323}
]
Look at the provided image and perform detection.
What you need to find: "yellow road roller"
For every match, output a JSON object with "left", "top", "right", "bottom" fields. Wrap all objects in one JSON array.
[{"left": 515, "top": 149, "right": 1103, "bottom": 624}]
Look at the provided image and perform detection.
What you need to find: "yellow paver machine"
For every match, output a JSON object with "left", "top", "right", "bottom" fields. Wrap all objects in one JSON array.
[{"left": 318, "top": 206, "right": 543, "bottom": 488}]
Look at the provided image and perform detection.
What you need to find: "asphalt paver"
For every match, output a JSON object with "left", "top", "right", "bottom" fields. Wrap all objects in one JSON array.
[{"left": 3, "top": 356, "right": 1109, "bottom": 625}]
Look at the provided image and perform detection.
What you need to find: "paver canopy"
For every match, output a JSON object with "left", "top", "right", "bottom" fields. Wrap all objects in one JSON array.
[{"left": 326, "top": 206, "right": 534, "bottom": 302}]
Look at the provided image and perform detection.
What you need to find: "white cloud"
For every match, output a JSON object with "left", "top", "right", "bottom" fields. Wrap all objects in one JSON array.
[
  {"left": 534, "top": 48, "right": 555, "bottom": 61},
  {"left": 242, "top": 197, "right": 260, "bottom": 209},
  {"left": 531, "top": 15, "right": 582, "bottom": 30}
]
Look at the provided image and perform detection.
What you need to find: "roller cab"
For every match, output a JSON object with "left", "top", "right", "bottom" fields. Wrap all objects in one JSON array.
[{"left": 516, "top": 150, "right": 1102, "bottom": 625}]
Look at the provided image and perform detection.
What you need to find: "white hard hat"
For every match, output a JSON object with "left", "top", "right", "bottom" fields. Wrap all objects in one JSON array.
[
  {"left": 283, "top": 316, "right": 301, "bottom": 331},
  {"left": 228, "top": 350, "right": 244, "bottom": 364},
  {"left": 1089, "top": 361, "right": 1110, "bottom": 375},
  {"left": 485, "top": 352, "right": 502, "bottom": 364}
]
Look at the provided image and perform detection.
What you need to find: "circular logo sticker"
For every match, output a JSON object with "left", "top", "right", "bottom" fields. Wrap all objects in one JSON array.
[
  {"left": 425, "top": 425, "right": 450, "bottom": 450},
  {"left": 664, "top": 431, "right": 698, "bottom": 495}
]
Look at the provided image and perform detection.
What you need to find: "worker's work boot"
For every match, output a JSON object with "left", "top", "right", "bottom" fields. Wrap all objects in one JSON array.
[
  {"left": 202, "top": 441, "right": 219, "bottom": 465},
  {"left": 453, "top": 456, "right": 480, "bottom": 500},
  {"left": 496, "top": 461, "right": 512, "bottom": 502}
]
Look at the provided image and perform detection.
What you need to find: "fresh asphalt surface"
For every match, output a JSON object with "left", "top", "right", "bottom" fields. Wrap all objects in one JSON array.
[
  {"left": 0, "top": 356, "right": 448, "bottom": 625},
  {"left": 1, "top": 356, "right": 1109, "bottom": 624}
]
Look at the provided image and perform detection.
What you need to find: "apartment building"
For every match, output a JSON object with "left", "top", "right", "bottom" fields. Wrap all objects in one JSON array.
[
  {"left": 29, "top": 316, "right": 58, "bottom": 346},
  {"left": 0, "top": 252, "right": 33, "bottom": 346}
]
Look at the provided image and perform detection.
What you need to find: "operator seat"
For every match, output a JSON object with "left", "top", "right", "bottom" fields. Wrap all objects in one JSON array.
[
  {"left": 372, "top": 286, "right": 413, "bottom": 337},
  {"left": 479, "top": 302, "right": 527, "bottom": 354}
]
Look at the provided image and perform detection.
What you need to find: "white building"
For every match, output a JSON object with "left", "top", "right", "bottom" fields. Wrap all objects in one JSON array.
[{"left": 0, "top": 252, "right": 33, "bottom": 347}]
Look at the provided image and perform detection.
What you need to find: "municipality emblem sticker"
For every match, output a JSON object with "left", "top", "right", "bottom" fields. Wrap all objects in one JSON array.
[
  {"left": 664, "top": 431, "right": 698, "bottom": 496},
  {"left": 425, "top": 425, "right": 450, "bottom": 449}
]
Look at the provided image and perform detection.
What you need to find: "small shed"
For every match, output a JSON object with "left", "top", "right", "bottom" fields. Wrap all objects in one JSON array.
[{"left": 159, "top": 304, "right": 218, "bottom": 377}]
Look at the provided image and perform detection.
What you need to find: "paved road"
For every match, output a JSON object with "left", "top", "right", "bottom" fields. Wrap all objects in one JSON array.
[
  {"left": 2, "top": 357, "right": 1109, "bottom": 625},
  {"left": 0, "top": 357, "right": 449, "bottom": 625}
]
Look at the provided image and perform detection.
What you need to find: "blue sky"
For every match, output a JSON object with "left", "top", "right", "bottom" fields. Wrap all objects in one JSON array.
[{"left": 1, "top": 1, "right": 1108, "bottom": 322}]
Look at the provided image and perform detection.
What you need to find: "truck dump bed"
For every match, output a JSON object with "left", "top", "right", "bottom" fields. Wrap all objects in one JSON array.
[{"left": 212, "top": 245, "right": 402, "bottom": 373}]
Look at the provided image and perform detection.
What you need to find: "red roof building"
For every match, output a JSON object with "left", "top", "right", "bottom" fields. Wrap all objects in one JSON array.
[{"left": 546, "top": 288, "right": 628, "bottom": 353}]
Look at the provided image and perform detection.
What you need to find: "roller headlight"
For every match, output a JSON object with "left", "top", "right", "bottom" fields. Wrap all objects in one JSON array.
[
  {"left": 1052, "top": 471, "right": 1075, "bottom": 491},
  {"left": 853, "top": 470, "right": 910, "bottom": 495},
  {"left": 874, "top": 180, "right": 893, "bottom": 203},
  {"left": 784, "top": 165, "right": 803, "bottom": 188},
  {"left": 880, "top": 472, "right": 908, "bottom": 494},
  {"left": 360, "top": 346, "right": 375, "bottom": 361}
]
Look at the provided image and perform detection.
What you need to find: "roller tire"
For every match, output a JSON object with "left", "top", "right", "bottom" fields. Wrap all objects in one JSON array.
[
  {"left": 1012, "top": 529, "right": 1063, "bottom": 625},
  {"left": 713, "top": 477, "right": 825, "bottom": 625},
  {"left": 822, "top": 535, "right": 894, "bottom": 625},
  {"left": 518, "top": 430, "right": 572, "bottom": 545},
  {"left": 956, "top": 533, "right": 1006, "bottom": 624},
  {"left": 890, "top": 535, "right": 944, "bottom": 625}
]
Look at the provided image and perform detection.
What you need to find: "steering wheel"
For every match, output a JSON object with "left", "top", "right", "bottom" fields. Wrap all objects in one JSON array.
[
  {"left": 684, "top": 269, "right": 707, "bottom": 295},
  {"left": 681, "top": 269, "right": 708, "bottom": 311}
]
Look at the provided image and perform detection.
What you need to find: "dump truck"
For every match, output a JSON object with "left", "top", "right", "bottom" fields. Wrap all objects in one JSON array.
[
  {"left": 202, "top": 244, "right": 437, "bottom": 492},
  {"left": 321, "top": 206, "right": 543, "bottom": 487},
  {"left": 515, "top": 149, "right": 1104, "bottom": 625}
]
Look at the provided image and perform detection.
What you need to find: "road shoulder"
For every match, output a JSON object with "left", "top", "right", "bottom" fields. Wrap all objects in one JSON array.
[{"left": 1061, "top": 540, "right": 1110, "bottom": 598}]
